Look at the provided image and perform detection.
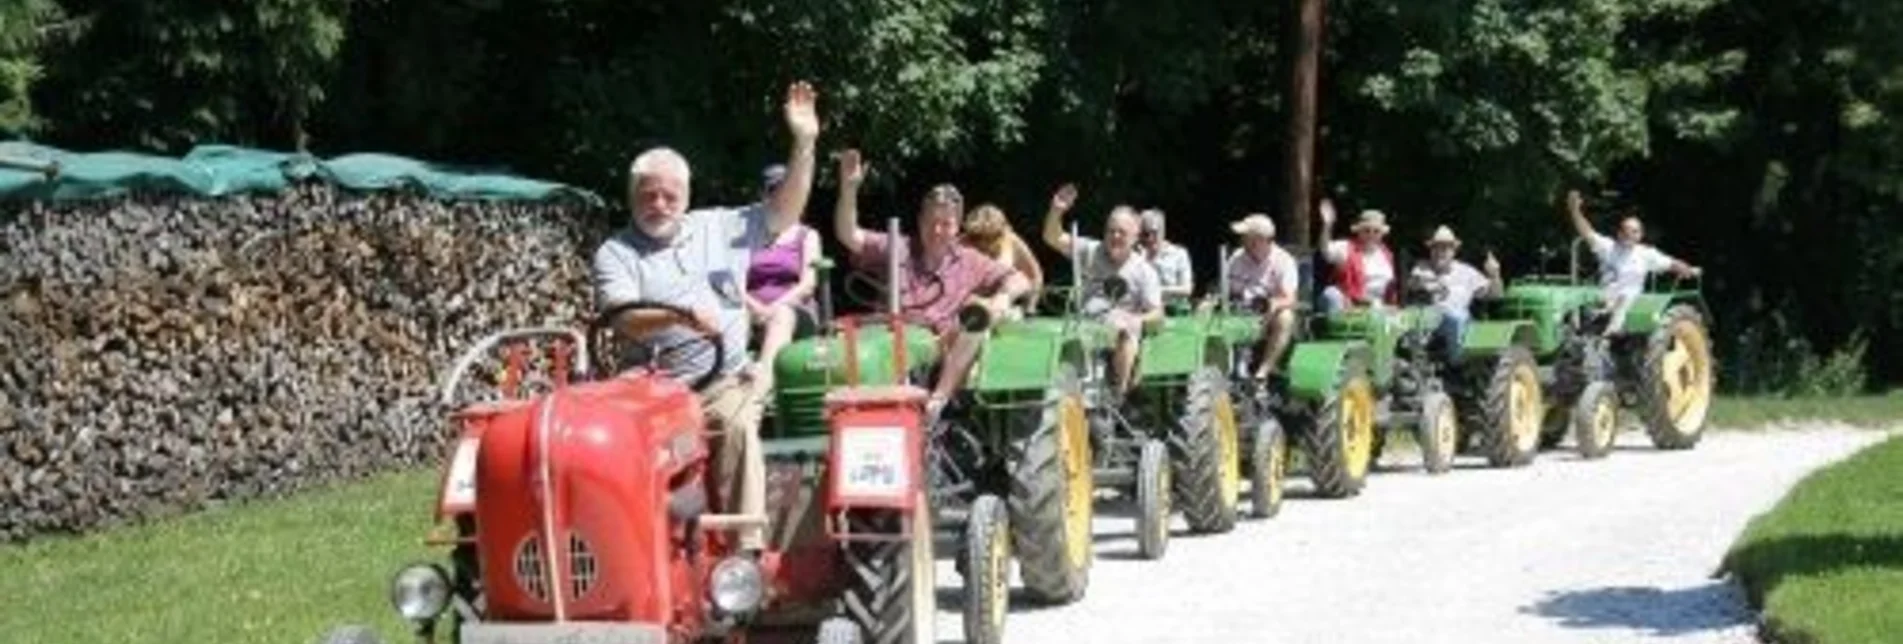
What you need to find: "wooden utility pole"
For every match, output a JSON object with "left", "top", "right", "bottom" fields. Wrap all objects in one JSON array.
[{"left": 1284, "top": 0, "right": 1324, "bottom": 253}]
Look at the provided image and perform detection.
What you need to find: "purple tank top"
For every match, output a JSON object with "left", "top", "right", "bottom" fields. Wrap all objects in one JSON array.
[{"left": 747, "top": 225, "right": 809, "bottom": 305}]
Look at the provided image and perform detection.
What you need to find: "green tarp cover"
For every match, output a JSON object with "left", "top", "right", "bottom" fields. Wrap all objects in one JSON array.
[{"left": 0, "top": 141, "right": 603, "bottom": 206}]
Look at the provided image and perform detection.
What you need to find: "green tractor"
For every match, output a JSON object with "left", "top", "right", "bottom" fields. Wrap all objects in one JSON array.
[
  {"left": 1486, "top": 239, "right": 1716, "bottom": 458},
  {"left": 769, "top": 219, "right": 1101, "bottom": 644}
]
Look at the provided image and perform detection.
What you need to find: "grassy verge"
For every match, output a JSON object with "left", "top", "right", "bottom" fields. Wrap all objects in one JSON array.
[
  {"left": 1721, "top": 433, "right": 1903, "bottom": 643},
  {"left": 0, "top": 468, "right": 438, "bottom": 644},
  {"left": 1709, "top": 392, "right": 1903, "bottom": 430}
]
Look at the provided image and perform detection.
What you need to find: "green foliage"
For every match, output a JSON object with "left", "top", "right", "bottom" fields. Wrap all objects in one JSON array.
[
  {"left": 1723, "top": 433, "right": 1903, "bottom": 643},
  {"left": 0, "top": 0, "right": 66, "bottom": 135}
]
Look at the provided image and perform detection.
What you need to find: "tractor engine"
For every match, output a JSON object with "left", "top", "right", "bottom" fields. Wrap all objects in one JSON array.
[{"left": 452, "top": 371, "right": 747, "bottom": 634}]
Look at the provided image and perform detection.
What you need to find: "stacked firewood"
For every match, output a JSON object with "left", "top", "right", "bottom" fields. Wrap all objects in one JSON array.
[{"left": 0, "top": 185, "right": 615, "bottom": 541}]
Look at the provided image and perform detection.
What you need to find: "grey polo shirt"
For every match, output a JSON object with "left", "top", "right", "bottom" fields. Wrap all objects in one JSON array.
[{"left": 590, "top": 205, "right": 770, "bottom": 382}]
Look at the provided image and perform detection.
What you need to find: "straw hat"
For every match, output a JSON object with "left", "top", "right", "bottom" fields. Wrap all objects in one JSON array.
[
  {"left": 1352, "top": 209, "right": 1391, "bottom": 234},
  {"left": 1426, "top": 225, "right": 1460, "bottom": 248},
  {"left": 1229, "top": 213, "right": 1277, "bottom": 238}
]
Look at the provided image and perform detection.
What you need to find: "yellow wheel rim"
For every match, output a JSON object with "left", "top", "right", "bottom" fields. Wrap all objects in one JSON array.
[
  {"left": 1434, "top": 402, "right": 1459, "bottom": 461},
  {"left": 1662, "top": 320, "right": 1713, "bottom": 432},
  {"left": 1592, "top": 395, "right": 1617, "bottom": 449},
  {"left": 1267, "top": 429, "right": 1287, "bottom": 508},
  {"left": 1341, "top": 377, "right": 1376, "bottom": 481},
  {"left": 1214, "top": 393, "right": 1241, "bottom": 504},
  {"left": 1059, "top": 393, "right": 1093, "bottom": 569},
  {"left": 1508, "top": 364, "right": 1543, "bottom": 453}
]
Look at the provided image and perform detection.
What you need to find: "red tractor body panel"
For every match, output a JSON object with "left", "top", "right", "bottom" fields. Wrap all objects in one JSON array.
[{"left": 469, "top": 371, "right": 712, "bottom": 631}]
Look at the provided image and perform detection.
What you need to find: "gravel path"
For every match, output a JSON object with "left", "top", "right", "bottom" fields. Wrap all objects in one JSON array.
[{"left": 930, "top": 426, "right": 1890, "bottom": 644}]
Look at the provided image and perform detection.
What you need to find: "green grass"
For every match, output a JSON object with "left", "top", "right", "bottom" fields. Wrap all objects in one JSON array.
[
  {"left": 0, "top": 468, "right": 439, "bottom": 644},
  {"left": 1722, "top": 433, "right": 1903, "bottom": 644},
  {"left": 1709, "top": 392, "right": 1903, "bottom": 430}
]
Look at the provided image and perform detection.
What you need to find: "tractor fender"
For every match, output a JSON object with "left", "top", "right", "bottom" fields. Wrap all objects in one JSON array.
[
  {"left": 971, "top": 325, "right": 1061, "bottom": 393},
  {"left": 1286, "top": 340, "right": 1372, "bottom": 401},
  {"left": 1619, "top": 293, "right": 1711, "bottom": 336},
  {"left": 1136, "top": 319, "right": 1211, "bottom": 379},
  {"left": 1457, "top": 320, "right": 1537, "bottom": 360}
]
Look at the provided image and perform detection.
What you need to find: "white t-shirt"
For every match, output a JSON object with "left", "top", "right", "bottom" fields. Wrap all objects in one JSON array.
[
  {"left": 1410, "top": 261, "right": 1491, "bottom": 313},
  {"left": 1075, "top": 236, "right": 1163, "bottom": 315},
  {"left": 1588, "top": 233, "right": 1676, "bottom": 300},
  {"left": 1146, "top": 243, "right": 1194, "bottom": 293},
  {"left": 1324, "top": 240, "right": 1394, "bottom": 302},
  {"left": 1226, "top": 246, "right": 1299, "bottom": 307}
]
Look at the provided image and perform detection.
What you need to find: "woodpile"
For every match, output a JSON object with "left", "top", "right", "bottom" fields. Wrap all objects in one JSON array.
[{"left": 0, "top": 185, "right": 613, "bottom": 542}]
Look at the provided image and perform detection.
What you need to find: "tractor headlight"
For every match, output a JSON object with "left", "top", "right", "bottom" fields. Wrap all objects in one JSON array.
[
  {"left": 389, "top": 563, "right": 452, "bottom": 623},
  {"left": 709, "top": 556, "right": 764, "bottom": 615}
]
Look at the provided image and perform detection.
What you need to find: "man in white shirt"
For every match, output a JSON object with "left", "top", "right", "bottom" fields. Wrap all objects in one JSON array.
[
  {"left": 1044, "top": 185, "right": 1165, "bottom": 396},
  {"left": 1564, "top": 190, "right": 1700, "bottom": 336},
  {"left": 1138, "top": 209, "right": 1195, "bottom": 305},
  {"left": 1226, "top": 213, "right": 1300, "bottom": 379},
  {"left": 1318, "top": 200, "right": 1398, "bottom": 312},
  {"left": 1408, "top": 225, "right": 1502, "bottom": 360}
]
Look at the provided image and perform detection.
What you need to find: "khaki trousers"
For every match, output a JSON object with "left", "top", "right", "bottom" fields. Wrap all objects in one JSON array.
[{"left": 702, "top": 375, "right": 767, "bottom": 550}]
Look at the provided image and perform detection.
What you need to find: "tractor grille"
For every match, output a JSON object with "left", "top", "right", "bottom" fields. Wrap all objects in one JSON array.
[
  {"left": 512, "top": 532, "right": 599, "bottom": 602},
  {"left": 772, "top": 387, "right": 828, "bottom": 438}
]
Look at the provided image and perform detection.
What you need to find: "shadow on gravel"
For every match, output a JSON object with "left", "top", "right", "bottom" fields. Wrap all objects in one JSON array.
[
  {"left": 934, "top": 587, "right": 1067, "bottom": 616},
  {"left": 1522, "top": 582, "right": 1753, "bottom": 635}
]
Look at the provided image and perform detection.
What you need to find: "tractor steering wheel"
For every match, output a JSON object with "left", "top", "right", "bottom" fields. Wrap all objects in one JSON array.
[{"left": 588, "top": 300, "right": 728, "bottom": 393}]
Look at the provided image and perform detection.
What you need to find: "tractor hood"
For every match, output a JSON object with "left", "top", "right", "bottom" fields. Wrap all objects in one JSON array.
[
  {"left": 771, "top": 323, "right": 939, "bottom": 438},
  {"left": 471, "top": 372, "right": 707, "bottom": 625}
]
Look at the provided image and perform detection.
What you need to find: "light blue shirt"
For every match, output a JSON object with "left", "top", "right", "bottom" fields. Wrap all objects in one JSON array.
[{"left": 591, "top": 205, "right": 770, "bottom": 381}]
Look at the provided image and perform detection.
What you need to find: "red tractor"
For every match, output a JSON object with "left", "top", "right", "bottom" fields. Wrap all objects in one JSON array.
[{"left": 381, "top": 300, "right": 938, "bottom": 644}]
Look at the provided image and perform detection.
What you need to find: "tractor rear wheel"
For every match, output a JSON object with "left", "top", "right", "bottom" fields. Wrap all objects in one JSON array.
[
  {"left": 961, "top": 494, "right": 1009, "bottom": 644},
  {"left": 1641, "top": 305, "right": 1714, "bottom": 450},
  {"left": 1477, "top": 347, "right": 1543, "bottom": 467},
  {"left": 839, "top": 491, "right": 937, "bottom": 644},
  {"left": 1572, "top": 381, "right": 1618, "bottom": 459},
  {"left": 1172, "top": 367, "right": 1241, "bottom": 534},
  {"left": 1416, "top": 392, "right": 1458, "bottom": 475},
  {"left": 1247, "top": 416, "right": 1287, "bottom": 519},
  {"left": 1304, "top": 364, "right": 1376, "bottom": 499},
  {"left": 1135, "top": 439, "right": 1172, "bottom": 560},
  {"left": 1007, "top": 371, "right": 1094, "bottom": 605}
]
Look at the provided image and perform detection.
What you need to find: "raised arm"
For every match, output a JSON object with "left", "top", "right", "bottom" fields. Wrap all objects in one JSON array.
[
  {"left": 1041, "top": 183, "right": 1079, "bottom": 254},
  {"left": 1317, "top": 198, "right": 1338, "bottom": 250},
  {"left": 1481, "top": 252, "right": 1505, "bottom": 298},
  {"left": 832, "top": 149, "right": 869, "bottom": 257},
  {"left": 1564, "top": 190, "right": 1597, "bottom": 241},
  {"left": 765, "top": 82, "right": 821, "bottom": 236}
]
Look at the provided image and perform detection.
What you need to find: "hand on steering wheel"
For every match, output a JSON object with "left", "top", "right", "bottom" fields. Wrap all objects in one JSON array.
[{"left": 589, "top": 300, "right": 728, "bottom": 393}]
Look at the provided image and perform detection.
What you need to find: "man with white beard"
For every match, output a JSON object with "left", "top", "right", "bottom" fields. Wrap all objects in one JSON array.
[{"left": 589, "top": 81, "right": 821, "bottom": 557}]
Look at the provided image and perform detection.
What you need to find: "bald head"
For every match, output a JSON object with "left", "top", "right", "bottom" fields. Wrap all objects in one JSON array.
[{"left": 1103, "top": 205, "right": 1140, "bottom": 262}]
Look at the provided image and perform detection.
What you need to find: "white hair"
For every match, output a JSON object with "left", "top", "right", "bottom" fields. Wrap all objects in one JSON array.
[{"left": 628, "top": 147, "right": 692, "bottom": 184}]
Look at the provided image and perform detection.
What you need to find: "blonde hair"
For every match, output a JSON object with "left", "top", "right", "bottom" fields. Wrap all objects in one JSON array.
[{"left": 961, "top": 204, "right": 1014, "bottom": 260}]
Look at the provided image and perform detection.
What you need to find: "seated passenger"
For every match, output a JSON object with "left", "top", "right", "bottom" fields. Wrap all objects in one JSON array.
[
  {"left": 829, "top": 149, "right": 1032, "bottom": 417},
  {"left": 1408, "top": 225, "right": 1502, "bottom": 360},
  {"left": 1041, "top": 184, "right": 1165, "bottom": 397},
  {"left": 1137, "top": 208, "right": 1195, "bottom": 306},
  {"left": 744, "top": 164, "right": 823, "bottom": 390},
  {"left": 1226, "top": 213, "right": 1300, "bottom": 379},
  {"left": 961, "top": 203, "right": 1045, "bottom": 312},
  {"left": 1563, "top": 190, "right": 1700, "bottom": 336},
  {"left": 1317, "top": 199, "right": 1398, "bottom": 312}
]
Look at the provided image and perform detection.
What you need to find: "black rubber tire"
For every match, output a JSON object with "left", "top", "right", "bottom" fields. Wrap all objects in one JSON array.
[
  {"left": 1416, "top": 392, "right": 1457, "bottom": 475},
  {"left": 1172, "top": 366, "right": 1239, "bottom": 534},
  {"left": 1479, "top": 346, "right": 1542, "bottom": 468},
  {"left": 839, "top": 493, "right": 935, "bottom": 644},
  {"left": 1007, "top": 372, "right": 1093, "bottom": 605},
  {"left": 1135, "top": 439, "right": 1171, "bottom": 560},
  {"left": 1572, "top": 381, "right": 1618, "bottom": 460},
  {"left": 962, "top": 494, "right": 1009, "bottom": 644},
  {"left": 1640, "top": 305, "right": 1714, "bottom": 450},
  {"left": 1304, "top": 363, "right": 1374, "bottom": 499},
  {"left": 1247, "top": 416, "right": 1287, "bottom": 519}
]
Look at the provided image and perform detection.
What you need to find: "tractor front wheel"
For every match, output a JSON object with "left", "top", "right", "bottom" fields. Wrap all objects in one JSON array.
[
  {"left": 1416, "top": 392, "right": 1458, "bottom": 475},
  {"left": 1247, "top": 416, "right": 1288, "bottom": 519},
  {"left": 1008, "top": 373, "right": 1095, "bottom": 605},
  {"left": 961, "top": 494, "right": 1009, "bottom": 644},
  {"left": 1304, "top": 365, "right": 1376, "bottom": 499},
  {"left": 1641, "top": 305, "right": 1714, "bottom": 450},
  {"left": 839, "top": 491, "right": 937, "bottom": 644},
  {"left": 1172, "top": 367, "right": 1241, "bottom": 534},
  {"left": 1135, "top": 439, "right": 1172, "bottom": 560},
  {"left": 1572, "top": 381, "right": 1619, "bottom": 459}
]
